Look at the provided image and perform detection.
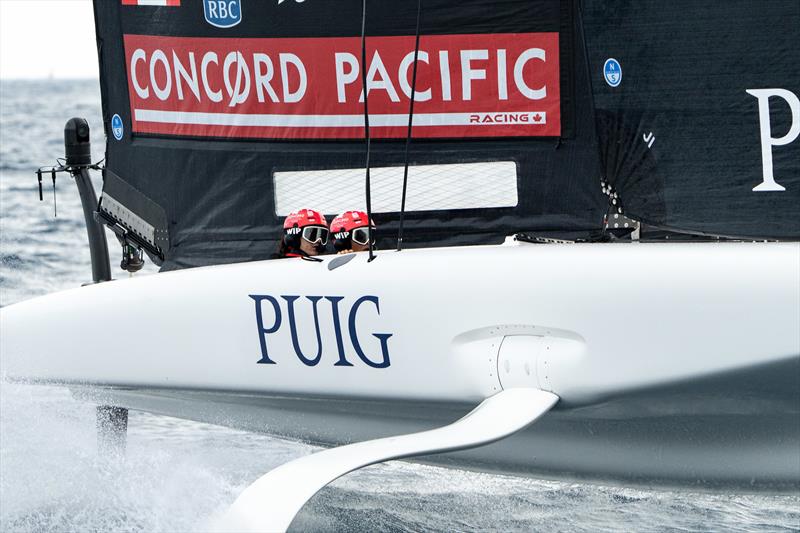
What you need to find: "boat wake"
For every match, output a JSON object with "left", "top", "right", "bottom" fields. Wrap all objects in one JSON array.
[{"left": 2, "top": 381, "right": 798, "bottom": 532}]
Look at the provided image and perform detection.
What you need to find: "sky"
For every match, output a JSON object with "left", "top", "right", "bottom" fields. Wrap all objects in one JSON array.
[{"left": 0, "top": 0, "right": 99, "bottom": 79}]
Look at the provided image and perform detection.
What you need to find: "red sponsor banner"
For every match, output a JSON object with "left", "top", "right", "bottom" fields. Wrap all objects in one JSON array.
[{"left": 123, "top": 33, "right": 560, "bottom": 139}]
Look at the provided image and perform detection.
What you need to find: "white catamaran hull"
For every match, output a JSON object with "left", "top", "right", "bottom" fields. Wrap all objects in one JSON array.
[{"left": 2, "top": 241, "right": 798, "bottom": 490}]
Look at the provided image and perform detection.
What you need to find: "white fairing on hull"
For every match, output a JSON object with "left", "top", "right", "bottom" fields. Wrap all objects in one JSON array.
[{"left": 1, "top": 241, "right": 799, "bottom": 487}]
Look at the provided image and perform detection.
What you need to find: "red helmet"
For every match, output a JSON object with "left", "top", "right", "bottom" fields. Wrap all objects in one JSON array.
[
  {"left": 283, "top": 208, "right": 329, "bottom": 251},
  {"left": 283, "top": 208, "right": 327, "bottom": 230},
  {"left": 331, "top": 210, "right": 375, "bottom": 250}
]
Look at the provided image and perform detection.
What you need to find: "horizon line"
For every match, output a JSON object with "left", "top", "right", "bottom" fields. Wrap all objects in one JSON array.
[{"left": 0, "top": 76, "right": 99, "bottom": 81}]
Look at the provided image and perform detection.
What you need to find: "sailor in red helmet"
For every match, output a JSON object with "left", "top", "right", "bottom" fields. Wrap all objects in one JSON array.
[
  {"left": 274, "top": 208, "right": 330, "bottom": 259},
  {"left": 330, "top": 210, "right": 376, "bottom": 254}
]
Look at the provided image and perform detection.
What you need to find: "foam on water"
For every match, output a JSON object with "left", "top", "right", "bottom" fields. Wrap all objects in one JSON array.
[
  {"left": 2, "top": 381, "right": 798, "bottom": 533},
  {"left": 1, "top": 80, "right": 799, "bottom": 532},
  {"left": 0, "top": 383, "right": 292, "bottom": 532}
]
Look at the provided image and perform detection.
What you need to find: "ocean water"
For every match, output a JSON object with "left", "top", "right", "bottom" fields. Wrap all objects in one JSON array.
[{"left": 0, "top": 80, "right": 798, "bottom": 532}]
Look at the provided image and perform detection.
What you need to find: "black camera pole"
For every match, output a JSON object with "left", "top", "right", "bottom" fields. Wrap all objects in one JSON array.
[
  {"left": 65, "top": 119, "right": 127, "bottom": 455},
  {"left": 63, "top": 118, "right": 112, "bottom": 283}
]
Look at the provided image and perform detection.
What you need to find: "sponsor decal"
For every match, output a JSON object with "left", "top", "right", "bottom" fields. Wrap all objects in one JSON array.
[
  {"left": 746, "top": 88, "right": 799, "bottom": 192},
  {"left": 249, "top": 294, "right": 393, "bottom": 368},
  {"left": 642, "top": 131, "right": 655, "bottom": 149},
  {"left": 121, "top": 0, "right": 181, "bottom": 6},
  {"left": 603, "top": 58, "right": 621, "bottom": 87},
  {"left": 203, "top": 0, "right": 242, "bottom": 28},
  {"left": 123, "top": 32, "right": 560, "bottom": 139},
  {"left": 111, "top": 114, "right": 124, "bottom": 140},
  {"left": 469, "top": 112, "right": 545, "bottom": 124}
]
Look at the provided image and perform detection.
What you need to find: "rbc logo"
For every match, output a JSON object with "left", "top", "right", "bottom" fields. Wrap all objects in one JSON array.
[
  {"left": 603, "top": 58, "right": 622, "bottom": 87},
  {"left": 203, "top": 0, "right": 242, "bottom": 28}
]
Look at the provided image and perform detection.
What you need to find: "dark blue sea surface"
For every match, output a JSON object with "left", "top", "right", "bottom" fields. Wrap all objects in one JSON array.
[{"left": 1, "top": 80, "right": 798, "bottom": 532}]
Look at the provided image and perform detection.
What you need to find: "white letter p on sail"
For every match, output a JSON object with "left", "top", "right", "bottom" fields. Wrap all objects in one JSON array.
[{"left": 746, "top": 88, "right": 800, "bottom": 192}]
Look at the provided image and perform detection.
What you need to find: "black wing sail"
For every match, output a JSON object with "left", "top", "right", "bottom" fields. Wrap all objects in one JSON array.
[
  {"left": 582, "top": 0, "right": 800, "bottom": 239},
  {"left": 92, "top": 0, "right": 799, "bottom": 270},
  {"left": 93, "top": 0, "right": 605, "bottom": 269}
]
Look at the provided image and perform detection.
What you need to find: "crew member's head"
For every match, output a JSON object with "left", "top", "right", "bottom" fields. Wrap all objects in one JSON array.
[
  {"left": 330, "top": 210, "right": 376, "bottom": 253},
  {"left": 282, "top": 208, "right": 329, "bottom": 257}
]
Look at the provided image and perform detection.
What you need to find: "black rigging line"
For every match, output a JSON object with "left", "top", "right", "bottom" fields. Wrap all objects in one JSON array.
[
  {"left": 396, "top": 0, "right": 423, "bottom": 252},
  {"left": 360, "top": 0, "right": 376, "bottom": 262}
]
